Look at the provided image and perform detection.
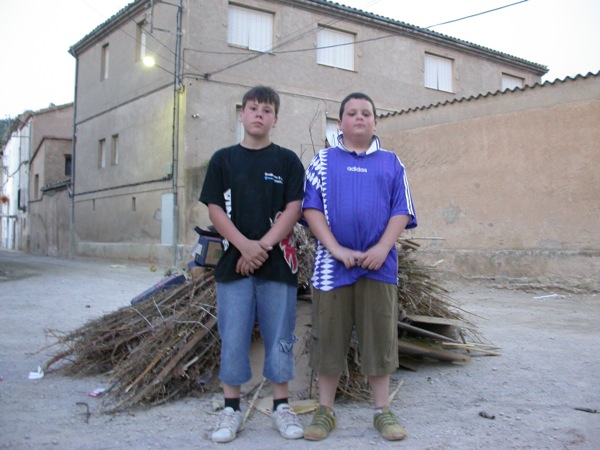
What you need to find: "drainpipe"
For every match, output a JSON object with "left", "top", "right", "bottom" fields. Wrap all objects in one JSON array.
[
  {"left": 25, "top": 119, "right": 32, "bottom": 252},
  {"left": 69, "top": 56, "right": 78, "bottom": 259},
  {"left": 18, "top": 119, "right": 32, "bottom": 252}
]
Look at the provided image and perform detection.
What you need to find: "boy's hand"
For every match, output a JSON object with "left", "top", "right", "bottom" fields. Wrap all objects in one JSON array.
[
  {"left": 236, "top": 257, "right": 254, "bottom": 276},
  {"left": 331, "top": 246, "right": 363, "bottom": 270},
  {"left": 239, "top": 239, "right": 272, "bottom": 271},
  {"left": 357, "top": 243, "right": 389, "bottom": 271}
]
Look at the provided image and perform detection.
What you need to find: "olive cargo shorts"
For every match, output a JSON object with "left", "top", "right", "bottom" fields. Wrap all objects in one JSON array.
[{"left": 309, "top": 278, "right": 399, "bottom": 376}]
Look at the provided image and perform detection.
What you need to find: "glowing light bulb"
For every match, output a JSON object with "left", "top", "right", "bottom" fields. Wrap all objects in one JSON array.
[{"left": 143, "top": 56, "right": 156, "bottom": 67}]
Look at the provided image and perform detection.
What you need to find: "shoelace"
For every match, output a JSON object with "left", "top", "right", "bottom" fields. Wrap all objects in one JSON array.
[
  {"left": 276, "top": 407, "right": 300, "bottom": 427},
  {"left": 216, "top": 409, "right": 239, "bottom": 430}
]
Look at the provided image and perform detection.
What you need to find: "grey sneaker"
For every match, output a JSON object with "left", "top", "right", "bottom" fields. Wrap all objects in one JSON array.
[
  {"left": 272, "top": 403, "right": 304, "bottom": 439},
  {"left": 211, "top": 406, "right": 244, "bottom": 443}
]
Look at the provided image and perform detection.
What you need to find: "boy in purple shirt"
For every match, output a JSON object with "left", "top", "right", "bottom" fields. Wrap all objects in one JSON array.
[{"left": 302, "top": 92, "right": 417, "bottom": 441}]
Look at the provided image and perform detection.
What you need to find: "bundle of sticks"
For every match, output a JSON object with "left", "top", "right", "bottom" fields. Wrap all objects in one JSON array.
[
  {"left": 45, "top": 225, "right": 485, "bottom": 410},
  {"left": 45, "top": 273, "right": 220, "bottom": 410}
]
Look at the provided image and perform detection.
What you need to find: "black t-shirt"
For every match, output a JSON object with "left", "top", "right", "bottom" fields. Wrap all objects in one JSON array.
[{"left": 199, "top": 143, "right": 305, "bottom": 285}]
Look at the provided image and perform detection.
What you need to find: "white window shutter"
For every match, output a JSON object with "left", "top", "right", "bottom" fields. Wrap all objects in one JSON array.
[
  {"left": 228, "top": 5, "right": 273, "bottom": 52},
  {"left": 325, "top": 119, "right": 339, "bottom": 148},
  {"left": 502, "top": 74, "right": 524, "bottom": 91},
  {"left": 317, "top": 28, "right": 354, "bottom": 71},
  {"left": 424, "top": 53, "right": 453, "bottom": 92}
]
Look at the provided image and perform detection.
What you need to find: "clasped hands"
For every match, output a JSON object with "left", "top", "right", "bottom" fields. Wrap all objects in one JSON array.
[
  {"left": 331, "top": 243, "right": 389, "bottom": 271},
  {"left": 236, "top": 239, "right": 273, "bottom": 276}
]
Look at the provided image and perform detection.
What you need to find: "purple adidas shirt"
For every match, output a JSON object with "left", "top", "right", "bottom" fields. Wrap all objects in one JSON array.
[{"left": 303, "top": 135, "right": 417, "bottom": 291}]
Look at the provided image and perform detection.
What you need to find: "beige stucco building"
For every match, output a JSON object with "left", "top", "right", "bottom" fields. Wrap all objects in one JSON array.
[{"left": 69, "top": 0, "right": 546, "bottom": 268}]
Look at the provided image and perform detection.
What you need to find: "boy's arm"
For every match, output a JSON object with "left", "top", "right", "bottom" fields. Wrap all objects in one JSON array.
[
  {"left": 260, "top": 200, "right": 302, "bottom": 248},
  {"left": 304, "top": 208, "right": 363, "bottom": 269},
  {"left": 357, "top": 214, "right": 410, "bottom": 271},
  {"left": 234, "top": 200, "right": 301, "bottom": 276},
  {"left": 208, "top": 203, "right": 271, "bottom": 269}
]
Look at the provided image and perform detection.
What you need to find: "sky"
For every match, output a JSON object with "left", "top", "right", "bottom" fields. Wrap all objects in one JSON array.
[{"left": 0, "top": 0, "right": 598, "bottom": 119}]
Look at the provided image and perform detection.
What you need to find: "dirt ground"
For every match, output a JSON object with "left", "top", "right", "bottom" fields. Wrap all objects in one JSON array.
[{"left": 1, "top": 250, "right": 599, "bottom": 449}]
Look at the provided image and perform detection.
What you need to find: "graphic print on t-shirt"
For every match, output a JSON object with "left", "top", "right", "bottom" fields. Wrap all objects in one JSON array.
[{"left": 272, "top": 211, "right": 298, "bottom": 274}]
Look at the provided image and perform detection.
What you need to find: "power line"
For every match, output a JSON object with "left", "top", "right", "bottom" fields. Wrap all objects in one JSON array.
[
  {"left": 425, "top": 0, "right": 528, "bottom": 29},
  {"left": 77, "top": 0, "right": 530, "bottom": 85},
  {"left": 199, "top": 0, "right": 531, "bottom": 79},
  {"left": 198, "top": 4, "right": 357, "bottom": 78}
]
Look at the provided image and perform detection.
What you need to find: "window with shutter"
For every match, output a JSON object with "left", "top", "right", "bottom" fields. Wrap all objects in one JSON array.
[
  {"left": 228, "top": 5, "right": 273, "bottom": 52},
  {"left": 317, "top": 27, "right": 355, "bottom": 71},
  {"left": 502, "top": 73, "right": 524, "bottom": 91},
  {"left": 424, "top": 53, "right": 453, "bottom": 92}
]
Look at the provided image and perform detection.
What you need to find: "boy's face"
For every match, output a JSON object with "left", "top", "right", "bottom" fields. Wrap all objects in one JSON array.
[
  {"left": 240, "top": 100, "right": 278, "bottom": 139},
  {"left": 338, "top": 98, "right": 377, "bottom": 141}
]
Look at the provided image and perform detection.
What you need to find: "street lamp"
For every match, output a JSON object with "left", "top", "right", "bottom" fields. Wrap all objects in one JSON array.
[{"left": 143, "top": 55, "right": 156, "bottom": 67}]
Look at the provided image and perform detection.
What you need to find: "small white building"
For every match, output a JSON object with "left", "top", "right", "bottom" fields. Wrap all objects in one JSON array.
[
  {"left": 1, "top": 104, "right": 73, "bottom": 253},
  {"left": 1, "top": 114, "right": 31, "bottom": 251}
]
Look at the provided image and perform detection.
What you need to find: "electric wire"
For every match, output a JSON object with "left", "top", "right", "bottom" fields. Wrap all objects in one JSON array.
[
  {"left": 77, "top": 0, "right": 530, "bottom": 85},
  {"left": 197, "top": 0, "right": 531, "bottom": 79},
  {"left": 425, "top": 0, "right": 528, "bottom": 29}
]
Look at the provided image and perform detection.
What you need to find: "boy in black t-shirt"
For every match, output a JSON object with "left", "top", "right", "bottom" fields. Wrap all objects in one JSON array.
[{"left": 200, "top": 86, "right": 305, "bottom": 443}]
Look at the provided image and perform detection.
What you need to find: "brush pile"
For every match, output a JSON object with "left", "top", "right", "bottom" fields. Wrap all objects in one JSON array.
[
  {"left": 45, "top": 225, "right": 491, "bottom": 410},
  {"left": 45, "top": 273, "right": 220, "bottom": 410}
]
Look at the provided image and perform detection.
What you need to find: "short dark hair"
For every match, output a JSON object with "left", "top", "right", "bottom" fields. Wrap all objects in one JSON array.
[
  {"left": 242, "top": 86, "right": 281, "bottom": 116},
  {"left": 339, "top": 92, "right": 377, "bottom": 119}
]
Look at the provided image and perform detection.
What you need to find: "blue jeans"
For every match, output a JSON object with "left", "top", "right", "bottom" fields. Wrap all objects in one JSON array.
[{"left": 216, "top": 277, "right": 297, "bottom": 386}]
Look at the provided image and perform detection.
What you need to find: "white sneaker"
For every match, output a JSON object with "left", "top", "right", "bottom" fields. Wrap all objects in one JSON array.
[
  {"left": 272, "top": 403, "right": 304, "bottom": 439},
  {"left": 211, "top": 406, "right": 244, "bottom": 443}
]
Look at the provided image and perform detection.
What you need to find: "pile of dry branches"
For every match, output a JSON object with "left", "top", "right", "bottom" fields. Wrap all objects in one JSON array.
[
  {"left": 46, "top": 273, "right": 219, "bottom": 410},
  {"left": 45, "top": 225, "right": 485, "bottom": 410}
]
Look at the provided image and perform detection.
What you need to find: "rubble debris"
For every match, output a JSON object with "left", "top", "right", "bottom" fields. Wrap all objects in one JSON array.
[
  {"left": 28, "top": 366, "right": 44, "bottom": 380},
  {"left": 533, "top": 293, "right": 565, "bottom": 300},
  {"left": 479, "top": 411, "right": 496, "bottom": 420}
]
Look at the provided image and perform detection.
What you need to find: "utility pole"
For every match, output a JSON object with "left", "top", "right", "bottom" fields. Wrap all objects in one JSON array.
[{"left": 171, "top": 0, "right": 183, "bottom": 270}]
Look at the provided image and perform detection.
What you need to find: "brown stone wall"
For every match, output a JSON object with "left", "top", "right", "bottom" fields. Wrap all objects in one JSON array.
[
  {"left": 29, "top": 137, "right": 73, "bottom": 257},
  {"left": 28, "top": 188, "right": 71, "bottom": 257}
]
